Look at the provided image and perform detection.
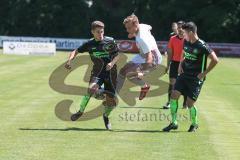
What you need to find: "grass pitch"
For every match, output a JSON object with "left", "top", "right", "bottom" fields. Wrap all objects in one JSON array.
[{"left": 0, "top": 50, "right": 240, "bottom": 160}]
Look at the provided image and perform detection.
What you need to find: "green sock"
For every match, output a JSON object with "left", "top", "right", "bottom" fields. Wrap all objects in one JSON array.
[
  {"left": 189, "top": 106, "right": 198, "bottom": 125},
  {"left": 104, "top": 106, "right": 114, "bottom": 117},
  {"left": 79, "top": 94, "right": 91, "bottom": 112},
  {"left": 170, "top": 99, "right": 178, "bottom": 125}
]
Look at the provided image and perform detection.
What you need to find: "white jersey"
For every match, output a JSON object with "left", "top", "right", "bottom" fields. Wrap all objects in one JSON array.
[{"left": 131, "top": 24, "right": 162, "bottom": 65}]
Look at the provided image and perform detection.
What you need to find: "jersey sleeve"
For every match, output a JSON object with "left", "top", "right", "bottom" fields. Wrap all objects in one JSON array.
[
  {"left": 77, "top": 41, "right": 89, "bottom": 53},
  {"left": 202, "top": 43, "right": 213, "bottom": 56},
  {"left": 138, "top": 38, "right": 152, "bottom": 54}
]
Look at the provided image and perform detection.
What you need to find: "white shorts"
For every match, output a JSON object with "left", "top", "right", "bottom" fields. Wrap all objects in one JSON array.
[{"left": 130, "top": 49, "right": 162, "bottom": 65}]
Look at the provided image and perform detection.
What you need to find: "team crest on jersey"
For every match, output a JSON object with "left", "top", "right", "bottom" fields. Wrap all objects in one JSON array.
[{"left": 103, "top": 41, "right": 116, "bottom": 52}]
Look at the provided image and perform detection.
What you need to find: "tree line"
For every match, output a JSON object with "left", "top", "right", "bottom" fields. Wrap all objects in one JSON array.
[{"left": 0, "top": 0, "right": 239, "bottom": 42}]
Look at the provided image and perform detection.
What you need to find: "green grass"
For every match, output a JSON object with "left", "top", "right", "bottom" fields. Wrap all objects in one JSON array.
[{"left": 0, "top": 51, "right": 240, "bottom": 160}]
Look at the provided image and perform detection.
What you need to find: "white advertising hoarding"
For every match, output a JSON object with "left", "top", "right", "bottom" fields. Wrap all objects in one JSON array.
[
  {"left": 0, "top": 36, "right": 86, "bottom": 50},
  {"left": 1, "top": 36, "right": 240, "bottom": 56},
  {"left": 3, "top": 42, "right": 56, "bottom": 56}
]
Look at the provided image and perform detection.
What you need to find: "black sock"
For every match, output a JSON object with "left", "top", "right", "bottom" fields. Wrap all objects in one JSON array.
[{"left": 168, "top": 84, "right": 173, "bottom": 102}]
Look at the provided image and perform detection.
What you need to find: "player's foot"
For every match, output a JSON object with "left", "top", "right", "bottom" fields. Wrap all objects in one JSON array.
[
  {"left": 188, "top": 124, "right": 198, "bottom": 132},
  {"left": 71, "top": 111, "right": 83, "bottom": 121},
  {"left": 103, "top": 114, "right": 111, "bottom": 130},
  {"left": 163, "top": 102, "right": 170, "bottom": 109},
  {"left": 139, "top": 85, "right": 150, "bottom": 100},
  {"left": 162, "top": 123, "right": 178, "bottom": 132}
]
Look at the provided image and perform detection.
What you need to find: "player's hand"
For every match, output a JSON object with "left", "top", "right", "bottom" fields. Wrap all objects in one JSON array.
[
  {"left": 65, "top": 62, "right": 71, "bottom": 70},
  {"left": 106, "top": 62, "right": 113, "bottom": 71},
  {"left": 178, "top": 65, "right": 184, "bottom": 75},
  {"left": 197, "top": 72, "right": 206, "bottom": 81}
]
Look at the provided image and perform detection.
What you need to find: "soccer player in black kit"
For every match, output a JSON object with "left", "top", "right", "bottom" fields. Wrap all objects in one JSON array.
[
  {"left": 163, "top": 22, "right": 219, "bottom": 132},
  {"left": 65, "top": 21, "right": 119, "bottom": 130}
]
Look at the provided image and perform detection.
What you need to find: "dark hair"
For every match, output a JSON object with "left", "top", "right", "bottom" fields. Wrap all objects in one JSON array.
[
  {"left": 182, "top": 22, "right": 197, "bottom": 33},
  {"left": 91, "top": 21, "right": 104, "bottom": 30},
  {"left": 177, "top": 21, "right": 185, "bottom": 27}
]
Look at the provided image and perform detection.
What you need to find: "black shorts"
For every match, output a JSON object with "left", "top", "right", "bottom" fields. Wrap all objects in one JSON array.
[
  {"left": 169, "top": 61, "right": 180, "bottom": 79},
  {"left": 174, "top": 73, "right": 204, "bottom": 101},
  {"left": 90, "top": 67, "right": 117, "bottom": 97}
]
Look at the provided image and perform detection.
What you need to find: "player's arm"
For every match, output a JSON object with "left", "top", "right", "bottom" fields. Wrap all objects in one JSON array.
[
  {"left": 65, "top": 41, "right": 88, "bottom": 70},
  {"left": 166, "top": 38, "right": 173, "bottom": 73},
  {"left": 106, "top": 39, "right": 120, "bottom": 71},
  {"left": 166, "top": 48, "right": 172, "bottom": 73},
  {"left": 106, "top": 54, "right": 120, "bottom": 71},
  {"left": 198, "top": 51, "right": 219, "bottom": 80},
  {"left": 65, "top": 49, "right": 78, "bottom": 69},
  {"left": 178, "top": 50, "right": 185, "bottom": 75}
]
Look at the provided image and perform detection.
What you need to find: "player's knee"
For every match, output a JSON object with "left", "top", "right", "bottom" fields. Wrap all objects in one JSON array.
[
  {"left": 169, "top": 79, "right": 176, "bottom": 85},
  {"left": 120, "top": 63, "right": 135, "bottom": 77},
  {"left": 171, "top": 90, "right": 180, "bottom": 99},
  {"left": 186, "top": 97, "right": 195, "bottom": 107},
  {"left": 105, "top": 95, "right": 117, "bottom": 107}
]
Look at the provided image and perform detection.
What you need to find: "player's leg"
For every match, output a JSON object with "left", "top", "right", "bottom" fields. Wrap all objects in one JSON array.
[
  {"left": 185, "top": 78, "right": 204, "bottom": 132},
  {"left": 163, "top": 77, "right": 176, "bottom": 109},
  {"left": 116, "top": 61, "right": 150, "bottom": 99},
  {"left": 163, "top": 74, "right": 185, "bottom": 132},
  {"left": 186, "top": 97, "right": 198, "bottom": 132},
  {"left": 103, "top": 71, "right": 117, "bottom": 130},
  {"left": 127, "top": 63, "right": 158, "bottom": 100},
  {"left": 102, "top": 93, "right": 117, "bottom": 130},
  {"left": 81, "top": 81, "right": 100, "bottom": 112},
  {"left": 163, "top": 61, "right": 177, "bottom": 109},
  {"left": 183, "top": 95, "right": 187, "bottom": 109},
  {"left": 162, "top": 90, "right": 181, "bottom": 132},
  {"left": 171, "top": 90, "right": 181, "bottom": 124},
  {"left": 71, "top": 77, "right": 102, "bottom": 121},
  {"left": 126, "top": 55, "right": 151, "bottom": 100},
  {"left": 94, "top": 85, "right": 105, "bottom": 100},
  {"left": 116, "top": 62, "right": 136, "bottom": 94}
]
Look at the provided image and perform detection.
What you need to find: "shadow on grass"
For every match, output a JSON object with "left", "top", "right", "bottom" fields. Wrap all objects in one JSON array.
[
  {"left": 19, "top": 127, "right": 185, "bottom": 133},
  {"left": 221, "top": 83, "right": 240, "bottom": 86},
  {"left": 119, "top": 106, "right": 166, "bottom": 110}
]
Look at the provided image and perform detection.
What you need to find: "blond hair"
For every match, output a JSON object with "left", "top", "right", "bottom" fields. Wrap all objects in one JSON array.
[{"left": 123, "top": 14, "right": 139, "bottom": 25}]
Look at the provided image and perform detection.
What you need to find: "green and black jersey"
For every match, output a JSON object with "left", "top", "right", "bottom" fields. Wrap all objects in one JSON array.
[
  {"left": 182, "top": 39, "right": 213, "bottom": 77},
  {"left": 77, "top": 36, "right": 118, "bottom": 75}
]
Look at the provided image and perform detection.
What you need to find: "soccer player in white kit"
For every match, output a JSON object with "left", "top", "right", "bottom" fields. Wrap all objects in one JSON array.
[{"left": 116, "top": 14, "right": 162, "bottom": 100}]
